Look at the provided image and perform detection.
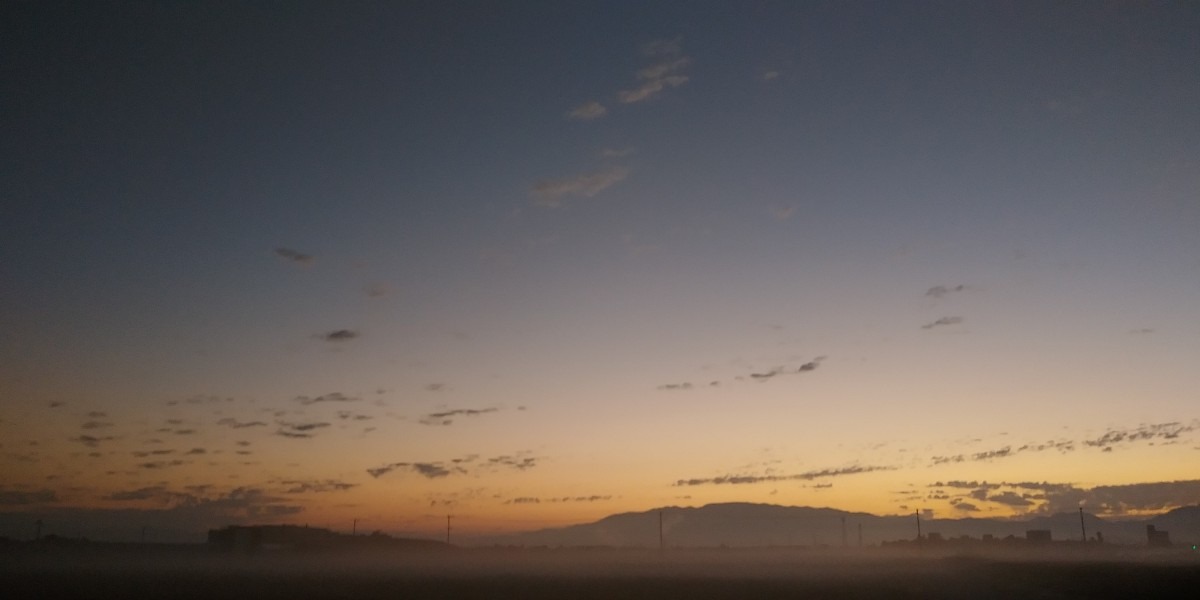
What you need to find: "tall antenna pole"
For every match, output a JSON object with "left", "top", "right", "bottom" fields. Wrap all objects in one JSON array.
[
  {"left": 841, "top": 516, "right": 847, "bottom": 547},
  {"left": 352, "top": 519, "right": 358, "bottom": 536},
  {"left": 915, "top": 509, "right": 922, "bottom": 541},
  {"left": 658, "top": 510, "right": 664, "bottom": 553},
  {"left": 1078, "top": 507, "right": 1086, "bottom": 543},
  {"left": 446, "top": 515, "right": 451, "bottom": 545}
]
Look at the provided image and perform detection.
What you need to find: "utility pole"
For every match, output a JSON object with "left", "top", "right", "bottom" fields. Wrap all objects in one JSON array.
[
  {"left": 446, "top": 515, "right": 451, "bottom": 545},
  {"left": 352, "top": 519, "right": 358, "bottom": 536},
  {"left": 915, "top": 509, "right": 922, "bottom": 541},
  {"left": 841, "top": 516, "right": 847, "bottom": 547},
  {"left": 1078, "top": 507, "right": 1086, "bottom": 543}
]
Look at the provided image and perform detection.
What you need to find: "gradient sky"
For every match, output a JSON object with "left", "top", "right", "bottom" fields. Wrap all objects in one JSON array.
[{"left": 3, "top": 1, "right": 1199, "bottom": 542}]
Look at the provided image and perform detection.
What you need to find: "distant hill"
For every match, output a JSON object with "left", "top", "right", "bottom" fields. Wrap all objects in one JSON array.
[
  {"left": 474, "top": 502, "right": 1200, "bottom": 548},
  {"left": 208, "top": 524, "right": 450, "bottom": 553}
]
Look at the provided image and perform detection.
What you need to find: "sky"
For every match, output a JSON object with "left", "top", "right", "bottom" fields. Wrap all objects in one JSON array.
[{"left": 2, "top": 1, "right": 1199, "bottom": 543}]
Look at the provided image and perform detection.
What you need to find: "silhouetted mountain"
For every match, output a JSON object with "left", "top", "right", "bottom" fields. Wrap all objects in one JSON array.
[{"left": 476, "top": 503, "right": 1200, "bottom": 548}]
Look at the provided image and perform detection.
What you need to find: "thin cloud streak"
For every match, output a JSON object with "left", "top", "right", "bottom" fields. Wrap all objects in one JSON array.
[{"left": 531, "top": 166, "right": 629, "bottom": 207}]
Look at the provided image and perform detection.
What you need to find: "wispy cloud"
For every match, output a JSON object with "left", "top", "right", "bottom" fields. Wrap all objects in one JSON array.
[
  {"left": 276, "top": 421, "right": 331, "bottom": 439},
  {"left": 216, "top": 418, "right": 267, "bottom": 429},
  {"left": 657, "top": 382, "right": 693, "bottom": 391},
  {"left": 418, "top": 407, "right": 499, "bottom": 426},
  {"left": 503, "top": 495, "right": 611, "bottom": 505},
  {"left": 568, "top": 100, "right": 607, "bottom": 120},
  {"left": 531, "top": 166, "right": 630, "bottom": 207},
  {"left": 618, "top": 75, "right": 689, "bottom": 104},
  {"left": 921, "top": 316, "right": 963, "bottom": 330},
  {"left": 278, "top": 479, "right": 357, "bottom": 494},
  {"left": 1083, "top": 421, "right": 1196, "bottom": 450},
  {"left": 747, "top": 358, "right": 824, "bottom": 382},
  {"left": 367, "top": 461, "right": 458, "bottom": 479},
  {"left": 618, "top": 39, "right": 691, "bottom": 104},
  {"left": 642, "top": 37, "right": 682, "bottom": 57},
  {"left": 673, "top": 464, "right": 894, "bottom": 487},
  {"left": 367, "top": 452, "right": 539, "bottom": 479},
  {"left": 70, "top": 434, "right": 116, "bottom": 448},
  {"left": 316, "top": 329, "right": 359, "bottom": 342},
  {"left": 274, "top": 247, "right": 314, "bottom": 265},
  {"left": 295, "top": 392, "right": 358, "bottom": 405},
  {"left": 925, "top": 285, "right": 968, "bottom": 299}
]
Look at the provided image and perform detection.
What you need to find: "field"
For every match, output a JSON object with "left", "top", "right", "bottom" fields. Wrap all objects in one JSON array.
[{"left": 3, "top": 547, "right": 1198, "bottom": 599}]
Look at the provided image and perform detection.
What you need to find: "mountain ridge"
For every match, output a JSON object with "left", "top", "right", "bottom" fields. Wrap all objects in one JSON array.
[{"left": 474, "top": 502, "right": 1200, "bottom": 547}]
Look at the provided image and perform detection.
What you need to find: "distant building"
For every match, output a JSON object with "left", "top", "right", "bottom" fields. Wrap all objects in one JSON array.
[
  {"left": 1025, "top": 530, "right": 1052, "bottom": 543},
  {"left": 1146, "top": 525, "right": 1171, "bottom": 548}
]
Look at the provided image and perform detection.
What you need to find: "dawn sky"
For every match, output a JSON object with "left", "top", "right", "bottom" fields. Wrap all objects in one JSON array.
[{"left": 2, "top": 1, "right": 1199, "bottom": 542}]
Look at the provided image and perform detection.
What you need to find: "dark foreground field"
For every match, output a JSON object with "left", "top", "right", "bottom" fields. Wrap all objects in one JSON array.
[{"left": 3, "top": 548, "right": 1198, "bottom": 599}]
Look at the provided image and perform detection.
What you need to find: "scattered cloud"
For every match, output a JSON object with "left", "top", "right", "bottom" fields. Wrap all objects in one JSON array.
[
  {"left": 278, "top": 479, "right": 357, "bottom": 494},
  {"left": 748, "top": 358, "right": 824, "bottom": 382},
  {"left": 642, "top": 36, "right": 682, "bottom": 57},
  {"left": 930, "top": 479, "right": 1200, "bottom": 516},
  {"left": 657, "top": 382, "right": 693, "bottom": 391},
  {"left": 617, "top": 38, "right": 690, "bottom": 104},
  {"left": 618, "top": 74, "right": 689, "bottom": 104},
  {"left": 531, "top": 166, "right": 630, "bottom": 207},
  {"left": 316, "top": 329, "right": 359, "bottom": 342},
  {"left": 926, "top": 285, "right": 968, "bottom": 299},
  {"left": 762, "top": 70, "right": 780, "bottom": 81},
  {"left": 70, "top": 434, "right": 115, "bottom": 448},
  {"left": 216, "top": 418, "right": 267, "bottom": 429},
  {"left": 568, "top": 100, "right": 607, "bottom": 120},
  {"left": 987, "top": 490, "right": 1034, "bottom": 507},
  {"left": 138, "top": 459, "right": 186, "bottom": 470},
  {"left": 367, "top": 452, "right": 539, "bottom": 479},
  {"left": 276, "top": 421, "right": 331, "bottom": 439},
  {"left": 503, "top": 495, "right": 611, "bottom": 505},
  {"left": 921, "top": 316, "right": 963, "bottom": 330},
  {"left": 1083, "top": 422, "right": 1196, "bottom": 450},
  {"left": 367, "top": 461, "right": 456, "bottom": 479},
  {"left": 418, "top": 407, "right": 499, "bottom": 426},
  {"left": 952, "top": 501, "right": 980, "bottom": 512},
  {"left": 295, "top": 392, "right": 358, "bottom": 405},
  {"left": 274, "top": 247, "right": 314, "bottom": 265}
]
